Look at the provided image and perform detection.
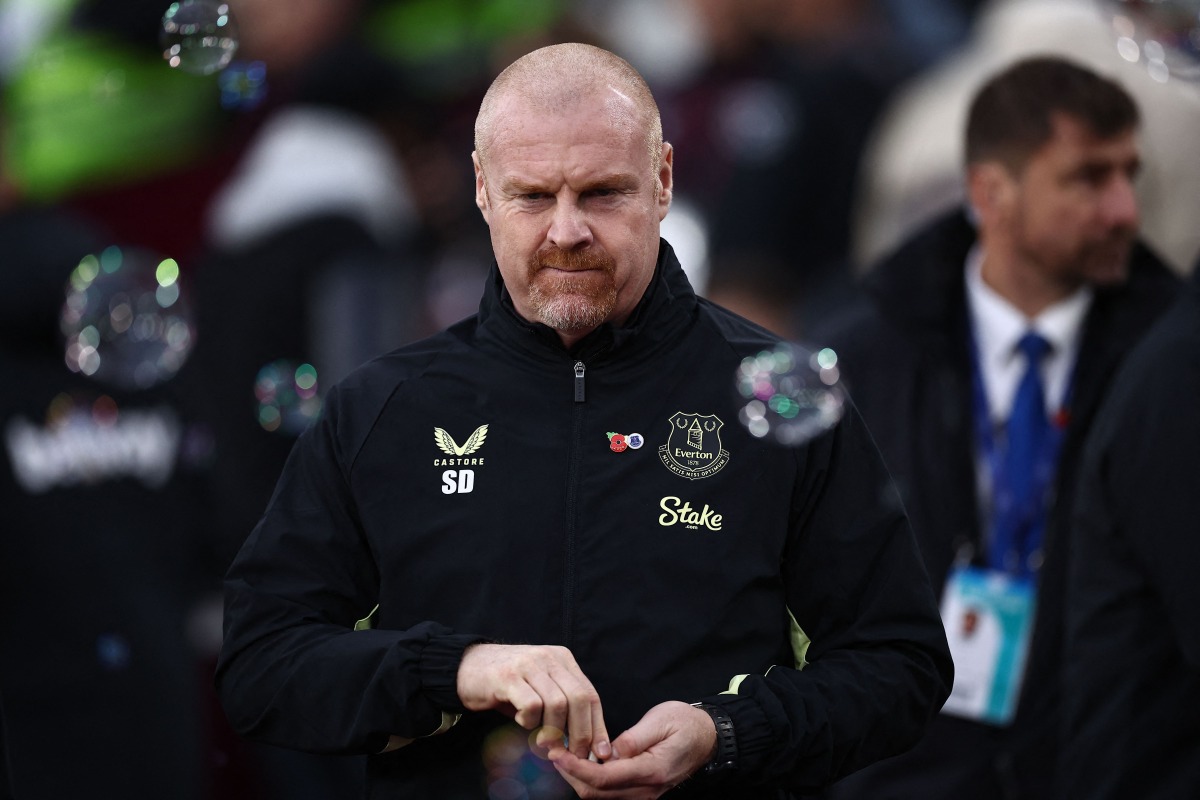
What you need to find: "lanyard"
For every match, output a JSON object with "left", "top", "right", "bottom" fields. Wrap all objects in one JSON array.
[{"left": 967, "top": 326, "right": 1072, "bottom": 576}]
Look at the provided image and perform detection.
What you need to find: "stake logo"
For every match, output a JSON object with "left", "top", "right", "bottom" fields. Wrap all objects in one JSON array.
[{"left": 658, "top": 496, "right": 724, "bottom": 531}]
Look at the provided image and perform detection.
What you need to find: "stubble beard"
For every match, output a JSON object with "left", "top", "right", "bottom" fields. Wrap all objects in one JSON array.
[
  {"left": 1081, "top": 232, "right": 1135, "bottom": 286},
  {"left": 1040, "top": 233, "right": 1135, "bottom": 290},
  {"left": 527, "top": 248, "right": 619, "bottom": 332},
  {"left": 1014, "top": 210, "right": 1135, "bottom": 292}
]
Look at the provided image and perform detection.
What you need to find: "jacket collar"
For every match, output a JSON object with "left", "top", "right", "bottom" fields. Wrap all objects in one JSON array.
[
  {"left": 476, "top": 238, "right": 697, "bottom": 364},
  {"left": 861, "top": 208, "right": 977, "bottom": 344}
]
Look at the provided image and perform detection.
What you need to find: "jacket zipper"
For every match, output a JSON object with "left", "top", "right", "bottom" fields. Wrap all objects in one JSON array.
[{"left": 564, "top": 360, "right": 586, "bottom": 645}]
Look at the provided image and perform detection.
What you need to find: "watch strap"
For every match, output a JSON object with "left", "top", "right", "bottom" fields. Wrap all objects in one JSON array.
[{"left": 691, "top": 702, "right": 737, "bottom": 773}]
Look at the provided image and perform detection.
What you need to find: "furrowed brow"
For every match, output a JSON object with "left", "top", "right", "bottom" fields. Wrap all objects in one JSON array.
[{"left": 503, "top": 178, "right": 549, "bottom": 195}]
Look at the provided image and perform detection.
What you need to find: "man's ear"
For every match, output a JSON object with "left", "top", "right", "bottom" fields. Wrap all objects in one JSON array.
[
  {"left": 472, "top": 151, "right": 490, "bottom": 220},
  {"left": 656, "top": 142, "right": 674, "bottom": 219},
  {"left": 966, "top": 161, "right": 1015, "bottom": 226}
]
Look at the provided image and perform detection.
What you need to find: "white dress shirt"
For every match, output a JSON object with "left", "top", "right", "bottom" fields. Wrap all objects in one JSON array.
[{"left": 965, "top": 246, "right": 1092, "bottom": 424}]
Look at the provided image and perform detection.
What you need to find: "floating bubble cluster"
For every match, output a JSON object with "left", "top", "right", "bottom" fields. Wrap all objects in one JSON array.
[
  {"left": 60, "top": 246, "right": 195, "bottom": 390},
  {"left": 736, "top": 343, "right": 845, "bottom": 447},
  {"left": 160, "top": 0, "right": 239, "bottom": 75},
  {"left": 1098, "top": 0, "right": 1200, "bottom": 82},
  {"left": 254, "top": 360, "right": 323, "bottom": 435}
]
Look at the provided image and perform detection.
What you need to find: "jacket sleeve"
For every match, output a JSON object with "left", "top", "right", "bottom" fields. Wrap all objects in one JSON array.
[
  {"left": 698, "top": 403, "right": 953, "bottom": 791},
  {"left": 214, "top": 386, "right": 485, "bottom": 754},
  {"left": 1083, "top": 329, "right": 1200, "bottom": 667}
]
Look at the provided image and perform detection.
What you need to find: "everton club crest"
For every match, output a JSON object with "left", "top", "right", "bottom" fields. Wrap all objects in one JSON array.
[{"left": 658, "top": 412, "right": 729, "bottom": 480}]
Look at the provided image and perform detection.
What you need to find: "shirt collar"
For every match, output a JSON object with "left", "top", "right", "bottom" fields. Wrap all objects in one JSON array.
[{"left": 965, "top": 245, "right": 1093, "bottom": 364}]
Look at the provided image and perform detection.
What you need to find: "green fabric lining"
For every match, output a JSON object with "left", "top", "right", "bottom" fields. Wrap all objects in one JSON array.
[{"left": 353, "top": 604, "right": 379, "bottom": 631}]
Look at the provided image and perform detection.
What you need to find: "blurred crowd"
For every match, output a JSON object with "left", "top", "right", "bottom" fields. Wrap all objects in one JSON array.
[{"left": 1, "top": 0, "right": 1196, "bottom": 798}]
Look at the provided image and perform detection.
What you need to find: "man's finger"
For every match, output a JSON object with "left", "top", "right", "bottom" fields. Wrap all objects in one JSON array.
[
  {"left": 555, "top": 668, "right": 601, "bottom": 759},
  {"left": 551, "top": 748, "right": 658, "bottom": 795},
  {"left": 499, "top": 678, "right": 545, "bottom": 730},
  {"left": 533, "top": 653, "right": 605, "bottom": 759},
  {"left": 525, "top": 668, "right": 570, "bottom": 734},
  {"left": 589, "top": 692, "right": 612, "bottom": 761},
  {"left": 456, "top": 643, "right": 609, "bottom": 757}
]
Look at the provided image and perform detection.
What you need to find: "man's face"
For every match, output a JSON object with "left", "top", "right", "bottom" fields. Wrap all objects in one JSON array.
[
  {"left": 1005, "top": 113, "right": 1141, "bottom": 288},
  {"left": 472, "top": 91, "right": 673, "bottom": 341}
]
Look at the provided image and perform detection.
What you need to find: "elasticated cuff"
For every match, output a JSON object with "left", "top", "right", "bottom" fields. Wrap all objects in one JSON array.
[
  {"left": 698, "top": 692, "right": 774, "bottom": 774},
  {"left": 418, "top": 633, "right": 490, "bottom": 711}
]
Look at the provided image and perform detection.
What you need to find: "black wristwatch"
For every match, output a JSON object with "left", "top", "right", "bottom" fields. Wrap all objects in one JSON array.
[{"left": 691, "top": 702, "right": 737, "bottom": 773}]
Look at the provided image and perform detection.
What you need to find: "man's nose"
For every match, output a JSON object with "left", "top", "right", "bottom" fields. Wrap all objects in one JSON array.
[
  {"left": 547, "top": 200, "right": 593, "bottom": 250},
  {"left": 1102, "top": 175, "right": 1139, "bottom": 231}
]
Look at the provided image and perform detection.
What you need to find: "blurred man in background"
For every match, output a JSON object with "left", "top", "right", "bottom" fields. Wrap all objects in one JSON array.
[{"left": 819, "top": 56, "right": 1180, "bottom": 799}]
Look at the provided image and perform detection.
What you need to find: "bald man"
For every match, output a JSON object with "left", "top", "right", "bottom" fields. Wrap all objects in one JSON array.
[{"left": 216, "top": 43, "right": 951, "bottom": 799}]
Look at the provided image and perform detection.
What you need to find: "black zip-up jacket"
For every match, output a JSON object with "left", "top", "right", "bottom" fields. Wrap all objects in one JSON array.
[{"left": 216, "top": 240, "right": 953, "bottom": 798}]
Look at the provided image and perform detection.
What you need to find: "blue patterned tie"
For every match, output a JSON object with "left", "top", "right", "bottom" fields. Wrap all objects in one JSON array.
[{"left": 1004, "top": 331, "right": 1052, "bottom": 536}]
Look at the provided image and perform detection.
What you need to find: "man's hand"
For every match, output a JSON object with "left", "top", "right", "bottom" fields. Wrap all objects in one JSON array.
[
  {"left": 456, "top": 643, "right": 611, "bottom": 759},
  {"left": 549, "top": 700, "right": 717, "bottom": 799}
]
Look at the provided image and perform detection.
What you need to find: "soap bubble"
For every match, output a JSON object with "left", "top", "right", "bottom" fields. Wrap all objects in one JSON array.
[
  {"left": 60, "top": 246, "right": 196, "bottom": 390},
  {"left": 1098, "top": 0, "right": 1200, "bottom": 82},
  {"left": 735, "top": 343, "right": 845, "bottom": 447},
  {"left": 160, "top": 0, "right": 239, "bottom": 75},
  {"left": 254, "top": 360, "right": 323, "bottom": 436}
]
